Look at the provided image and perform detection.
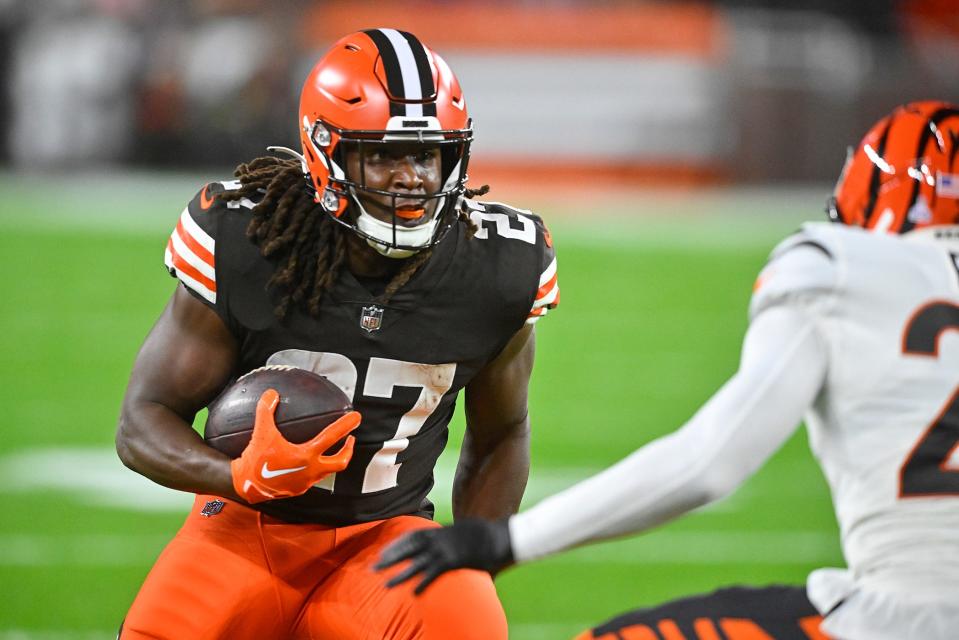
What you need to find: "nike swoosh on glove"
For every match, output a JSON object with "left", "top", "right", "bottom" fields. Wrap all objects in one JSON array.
[
  {"left": 375, "top": 518, "right": 514, "bottom": 594},
  {"left": 230, "top": 388, "right": 361, "bottom": 504}
]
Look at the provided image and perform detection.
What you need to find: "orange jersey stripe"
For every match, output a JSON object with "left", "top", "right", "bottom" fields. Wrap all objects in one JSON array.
[
  {"left": 176, "top": 218, "right": 215, "bottom": 269},
  {"left": 536, "top": 272, "right": 558, "bottom": 301},
  {"left": 169, "top": 240, "right": 217, "bottom": 293}
]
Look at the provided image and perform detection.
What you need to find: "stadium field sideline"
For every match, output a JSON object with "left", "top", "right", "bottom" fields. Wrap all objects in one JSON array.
[{"left": 0, "top": 172, "right": 841, "bottom": 639}]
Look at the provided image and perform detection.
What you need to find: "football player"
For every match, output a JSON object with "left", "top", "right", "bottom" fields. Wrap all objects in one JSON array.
[
  {"left": 378, "top": 101, "right": 959, "bottom": 640},
  {"left": 115, "top": 29, "right": 558, "bottom": 639}
]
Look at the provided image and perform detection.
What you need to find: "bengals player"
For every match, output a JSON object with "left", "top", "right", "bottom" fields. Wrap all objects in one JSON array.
[
  {"left": 115, "top": 29, "right": 558, "bottom": 639},
  {"left": 379, "top": 102, "right": 959, "bottom": 640}
]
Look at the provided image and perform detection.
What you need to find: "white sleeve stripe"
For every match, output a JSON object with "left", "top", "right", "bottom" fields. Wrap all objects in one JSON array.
[
  {"left": 533, "top": 284, "right": 560, "bottom": 309},
  {"left": 539, "top": 257, "right": 557, "bottom": 287},
  {"left": 525, "top": 315, "right": 544, "bottom": 325},
  {"left": 170, "top": 229, "right": 216, "bottom": 280},
  {"left": 175, "top": 269, "right": 217, "bottom": 303},
  {"left": 165, "top": 246, "right": 217, "bottom": 303},
  {"left": 179, "top": 208, "right": 215, "bottom": 254}
]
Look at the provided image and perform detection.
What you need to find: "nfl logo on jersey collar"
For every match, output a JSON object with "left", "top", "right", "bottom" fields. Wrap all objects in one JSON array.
[{"left": 360, "top": 305, "right": 384, "bottom": 332}]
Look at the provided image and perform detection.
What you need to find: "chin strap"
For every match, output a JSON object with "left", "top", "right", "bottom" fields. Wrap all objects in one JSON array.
[{"left": 349, "top": 189, "right": 439, "bottom": 259}]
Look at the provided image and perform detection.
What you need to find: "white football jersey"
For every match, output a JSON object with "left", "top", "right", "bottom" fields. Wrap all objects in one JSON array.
[{"left": 752, "top": 223, "right": 959, "bottom": 631}]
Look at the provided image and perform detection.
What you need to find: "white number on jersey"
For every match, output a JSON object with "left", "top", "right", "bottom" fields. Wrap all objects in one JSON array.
[{"left": 266, "top": 350, "right": 455, "bottom": 493}]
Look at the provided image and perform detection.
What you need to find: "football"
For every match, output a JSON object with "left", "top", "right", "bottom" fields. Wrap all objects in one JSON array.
[{"left": 204, "top": 365, "right": 353, "bottom": 458}]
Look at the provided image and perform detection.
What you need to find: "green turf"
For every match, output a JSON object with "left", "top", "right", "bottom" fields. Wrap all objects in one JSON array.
[{"left": 0, "top": 175, "right": 841, "bottom": 638}]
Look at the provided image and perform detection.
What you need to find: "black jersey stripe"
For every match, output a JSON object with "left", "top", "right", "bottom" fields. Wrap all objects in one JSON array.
[
  {"left": 364, "top": 29, "right": 406, "bottom": 117},
  {"left": 790, "top": 239, "right": 834, "bottom": 260},
  {"left": 399, "top": 30, "right": 437, "bottom": 117},
  {"left": 902, "top": 107, "right": 959, "bottom": 232}
]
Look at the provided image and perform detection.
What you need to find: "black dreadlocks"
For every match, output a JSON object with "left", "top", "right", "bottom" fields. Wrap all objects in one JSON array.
[{"left": 218, "top": 156, "right": 486, "bottom": 320}]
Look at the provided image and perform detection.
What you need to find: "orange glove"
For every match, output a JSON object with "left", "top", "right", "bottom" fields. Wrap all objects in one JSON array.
[{"left": 230, "top": 388, "right": 361, "bottom": 504}]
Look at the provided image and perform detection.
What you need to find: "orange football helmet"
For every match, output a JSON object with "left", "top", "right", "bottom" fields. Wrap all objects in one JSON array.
[
  {"left": 828, "top": 101, "right": 959, "bottom": 233},
  {"left": 298, "top": 29, "right": 472, "bottom": 257}
]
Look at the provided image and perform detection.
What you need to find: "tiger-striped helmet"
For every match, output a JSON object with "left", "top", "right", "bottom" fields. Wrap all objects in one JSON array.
[
  {"left": 828, "top": 101, "right": 959, "bottom": 233},
  {"left": 298, "top": 29, "right": 472, "bottom": 258}
]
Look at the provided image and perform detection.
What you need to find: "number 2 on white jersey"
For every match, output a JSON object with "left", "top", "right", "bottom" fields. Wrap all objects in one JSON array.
[{"left": 900, "top": 301, "right": 959, "bottom": 497}]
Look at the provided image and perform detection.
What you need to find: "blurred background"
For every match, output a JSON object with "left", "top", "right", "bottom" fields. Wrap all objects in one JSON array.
[
  {"left": 2, "top": 0, "right": 957, "bottom": 182},
  {"left": 1, "top": 1, "right": 957, "bottom": 638}
]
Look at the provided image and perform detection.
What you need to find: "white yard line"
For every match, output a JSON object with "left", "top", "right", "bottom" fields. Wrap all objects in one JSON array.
[
  {"left": 0, "top": 447, "right": 840, "bottom": 568},
  {"left": 0, "top": 446, "right": 752, "bottom": 515}
]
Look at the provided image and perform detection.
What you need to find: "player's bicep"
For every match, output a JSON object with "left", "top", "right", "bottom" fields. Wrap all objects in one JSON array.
[
  {"left": 464, "top": 324, "right": 535, "bottom": 442},
  {"left": 124, "top": 285, "right": 239, "bottom": 421}
]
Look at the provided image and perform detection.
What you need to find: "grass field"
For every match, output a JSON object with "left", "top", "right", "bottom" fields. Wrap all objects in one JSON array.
[{"left": 0, "top": 172, "right": 843, "bottom": 638}]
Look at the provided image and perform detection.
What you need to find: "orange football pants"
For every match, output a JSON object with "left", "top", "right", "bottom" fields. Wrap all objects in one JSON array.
[{"left": 120, "top": 495, "right": 507, "bottom": 640}]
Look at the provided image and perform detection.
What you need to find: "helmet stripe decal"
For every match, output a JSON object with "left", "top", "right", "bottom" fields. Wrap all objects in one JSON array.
[
  {"left": 902, "top": 107, "right": 959, "bottom": 232},
  {"left": 380, "top": 29, "right": 424, "bottom": 117},
  {"left": 399, "top": 30, "right": 438, "bottom": 117},
  {"left": 364, "top": 29, "right": 406, "bottom": 117},
  {"left": 364, "top": 28, "right": 436, "bottom": 118},
  {"left": 863, "top": 115, "right": 895, "bottom": 227}
]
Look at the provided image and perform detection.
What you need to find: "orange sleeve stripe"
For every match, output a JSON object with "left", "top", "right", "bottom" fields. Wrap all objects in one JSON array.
[
  {"left": 536, "top": 272, "right": 559, "bottom": 300},
  {"left": 169, "top": 242, "right": 217, "bottom": 293},
  {"left": 175, "top": 219, "right": 215, "bottom": 268}
]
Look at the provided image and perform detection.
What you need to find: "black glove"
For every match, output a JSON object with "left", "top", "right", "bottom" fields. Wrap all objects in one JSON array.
[{"left": 375, "top": 518, "right": 514, "bottom": 595}]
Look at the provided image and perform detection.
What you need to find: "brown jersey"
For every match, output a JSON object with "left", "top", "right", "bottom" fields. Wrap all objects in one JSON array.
[{"left": 164, "top": 180, "right": 559, "bottom": 525}]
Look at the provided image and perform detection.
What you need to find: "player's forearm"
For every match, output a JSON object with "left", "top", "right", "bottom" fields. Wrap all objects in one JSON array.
[
  {"left": 508, "top": 306, "right": 827, "bottom": 564},
  {"left": 452, "top": 418, "right": 530, "bottom": 520},
  {"left": 116, "top": 400, "right": 238, "bottom": 500}
]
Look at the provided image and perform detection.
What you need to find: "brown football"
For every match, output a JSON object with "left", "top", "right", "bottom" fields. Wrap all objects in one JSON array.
[{"left": 204, "top": 365, "right": 353, "bottom": 458}]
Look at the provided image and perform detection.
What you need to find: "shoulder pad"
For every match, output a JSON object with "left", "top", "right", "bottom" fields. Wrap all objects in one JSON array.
[
  {"left": 463, "top": 199, "right": 559, "bottom": 324},
  {"left": 187, "top": 179, "right": 263, "bottom": 218},
  {"left": 164, "top": 180, "right": 260, "bottom": 305},
  {"left": 749, "top": 223, "right": 838, "bottom": 320}
]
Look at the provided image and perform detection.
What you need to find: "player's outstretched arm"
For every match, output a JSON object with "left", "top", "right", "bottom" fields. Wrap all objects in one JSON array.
[
  {"left": 379, "top": 304, "right": 828, "bottom": 591},
  {"left": 116, "top": 285, "right": 241, "bottom": 499},
  {"left": 454, "top": 323, "right": 535, "bottom": 520}
]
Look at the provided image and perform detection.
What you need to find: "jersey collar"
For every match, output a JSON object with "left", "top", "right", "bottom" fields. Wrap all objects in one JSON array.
[{"left": 903, "top": 225, "right": 959, "bottom": 252}]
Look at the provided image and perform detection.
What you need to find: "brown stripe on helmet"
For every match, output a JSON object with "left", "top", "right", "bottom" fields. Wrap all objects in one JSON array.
[
  {"left": 363, "top": 29, "right": 405, "bottom": 117},
  {"left": 398, "top": 30, "right": 438, "bottom": 116}
]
